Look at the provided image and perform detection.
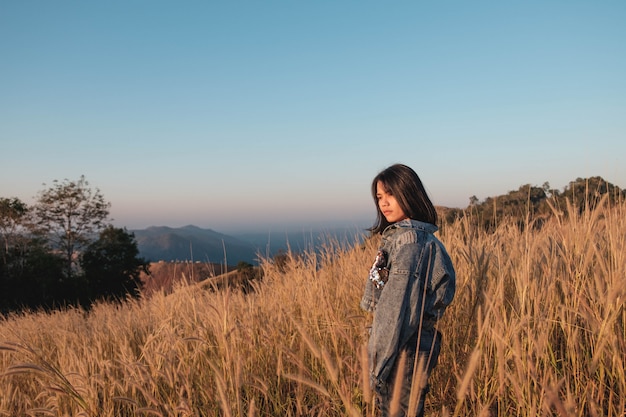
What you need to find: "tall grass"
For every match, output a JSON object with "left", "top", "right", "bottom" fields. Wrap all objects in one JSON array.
[{"left": 1, "top": 199, "right": 624, "bottom": 416}]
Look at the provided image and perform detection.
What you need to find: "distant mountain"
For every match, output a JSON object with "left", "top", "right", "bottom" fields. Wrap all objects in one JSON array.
[
  {"left": 131, "top": 225, "right": 259, "bottom": 264},
  {"left": 131, "top": 225, "right": 370, "bottom": 265}
]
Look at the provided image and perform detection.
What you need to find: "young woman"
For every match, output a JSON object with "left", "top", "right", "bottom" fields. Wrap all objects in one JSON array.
[{"left": 361, "top": 164, "right": 456, "bottom": 417}]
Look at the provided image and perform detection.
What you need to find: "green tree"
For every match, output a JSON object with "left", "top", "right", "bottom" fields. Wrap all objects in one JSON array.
[
  {"left": 80, "top": 226, "right": 148, "bottom": 302},
  {"left": 557, "top": 176, "right": 625, "bottom": 214},
  {"left": 15, "top": 244, "right": 65, "bottom": 309},
  {"left": 0, "top": 197, "right": 44, "bottom": 310},
  {"left": 0, "top": 197, "right": 29, "bottom": 265},
  {"left": 33, "top": 176, "right": 111, "bottom": 280}
]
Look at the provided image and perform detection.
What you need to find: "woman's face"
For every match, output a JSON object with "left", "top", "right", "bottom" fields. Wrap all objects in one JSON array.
[{"left": 376, "top": 181, "right": 408, "bottom": 223}]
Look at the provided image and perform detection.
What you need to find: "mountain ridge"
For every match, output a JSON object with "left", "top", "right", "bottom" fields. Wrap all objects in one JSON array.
[
  {"left": 131, "top": 224, "right": 370, "bottom": 265},
  {"left": 132, "top": 225, "right": 260, "bottom": 264}
]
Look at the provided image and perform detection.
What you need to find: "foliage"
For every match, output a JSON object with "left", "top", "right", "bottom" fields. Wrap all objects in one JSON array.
[
  {"left": 0, "top": 197, "right": 67, "bottom": 311},
  {"left": 80, "top": 226, "right": 149, "bottom": 303},
  {"left": 0, "top": 197, "right": 29, "bottom": 265},
  {"left": 0, "top": 177, "right": 145, "bottom": 312},
  {"left": 33, "top": 175, "right": 111, "bottom": 280},
  {"left": 452, "top": 176, "right": 625, "bottom": 232},
  {"left": 0, "top": 238, "right": 65, "bottom": 312}
]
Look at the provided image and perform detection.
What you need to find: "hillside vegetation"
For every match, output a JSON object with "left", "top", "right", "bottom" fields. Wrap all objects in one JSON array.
[{"left": 1, "top": 196, "right": 625, "bottom": 416}]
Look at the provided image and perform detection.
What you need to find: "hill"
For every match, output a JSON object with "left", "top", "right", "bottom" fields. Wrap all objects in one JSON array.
[
  {"left": 131, "top": 225, "right": 259, "bottom": 264},
  {"left": 132, "top": 225, "right": 370, "bottom": 265}
]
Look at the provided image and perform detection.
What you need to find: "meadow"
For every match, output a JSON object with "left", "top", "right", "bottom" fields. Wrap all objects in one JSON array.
[{"left": 1, "top": 197, "right": 624, "bottom": 416}]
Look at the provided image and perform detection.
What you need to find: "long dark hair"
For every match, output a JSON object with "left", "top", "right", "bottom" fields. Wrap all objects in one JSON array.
[{"left": 370, "top": 164, "right": 438, "bottom": 234}]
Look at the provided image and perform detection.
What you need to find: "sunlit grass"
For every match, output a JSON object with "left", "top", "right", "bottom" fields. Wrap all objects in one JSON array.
[{"left": 1, "top": 199, "right": 624, "bottom": 416}]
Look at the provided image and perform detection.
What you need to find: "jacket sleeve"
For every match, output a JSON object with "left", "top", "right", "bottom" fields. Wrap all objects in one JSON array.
[
  {"left": 360, "top": 271, "right": 379, "bottom": 313},
  {"left": 368, "top": 237, "right": 419, "bottom": 385},
  {"left": 424, "top": 240, "right": 456, "bottom": 321}
]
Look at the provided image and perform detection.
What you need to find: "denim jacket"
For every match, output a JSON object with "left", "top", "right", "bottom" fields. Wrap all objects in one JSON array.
[{"left": 360, "top": 219, "right": 456, "bottom": 390}]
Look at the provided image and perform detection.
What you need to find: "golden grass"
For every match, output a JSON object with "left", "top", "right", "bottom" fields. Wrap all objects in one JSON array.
[{"left": 1, "top": 198, "right": 625, "bottom": 416}]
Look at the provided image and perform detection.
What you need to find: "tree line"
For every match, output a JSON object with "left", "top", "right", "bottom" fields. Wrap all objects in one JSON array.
[
  {"left": 439, "top": 176, "right": 625, "bottom": 231},
  {"left": 0, "top": 176, "right": 148, "bottom": 313}
]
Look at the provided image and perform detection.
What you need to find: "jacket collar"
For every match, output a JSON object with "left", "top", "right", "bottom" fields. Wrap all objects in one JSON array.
[{"left": 386, "top": 218, "right": 438, "bottom": 234}]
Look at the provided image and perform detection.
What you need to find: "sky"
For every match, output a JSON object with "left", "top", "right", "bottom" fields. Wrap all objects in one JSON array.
[{"left": 1, "top": 1, "right": 625, "bottom": 233}]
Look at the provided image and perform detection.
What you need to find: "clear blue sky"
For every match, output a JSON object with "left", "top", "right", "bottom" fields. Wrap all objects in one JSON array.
[{"left": 1, "top": 1, "right": 624, "bottom": 232}]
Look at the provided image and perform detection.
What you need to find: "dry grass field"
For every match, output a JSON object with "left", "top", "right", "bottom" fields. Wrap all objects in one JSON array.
[{"left": 1, "top": 198, "right": 624, "bottom": 416}]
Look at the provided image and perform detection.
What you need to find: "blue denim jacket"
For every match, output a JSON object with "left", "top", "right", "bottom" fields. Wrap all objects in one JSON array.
[{"left": 360, "top": 219, "right": 456, "bottom": 390}]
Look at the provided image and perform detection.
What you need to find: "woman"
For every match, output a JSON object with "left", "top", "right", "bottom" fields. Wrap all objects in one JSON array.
[{"left": 361, "top": 164, "right": 456, "bottom": 417}]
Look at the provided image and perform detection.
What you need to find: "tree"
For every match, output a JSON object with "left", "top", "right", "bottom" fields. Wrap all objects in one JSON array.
[
  {"left": 33, "top": 176, "right": 111, "bottom": 280},
  {"left": 0, "top": 197, "right": 29, "bottom": 265},
  {"left": 12, "top": 243, "right": 65, "bottom": 310},
  {"left": 558, "top": 176, "right": 625, "bottom": 214},
  {"left": 80, "top": 226, "right": 148, "bottom": 302},
  {"left": 0, "top": 197, "right": 39, "bottom": 310}
]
